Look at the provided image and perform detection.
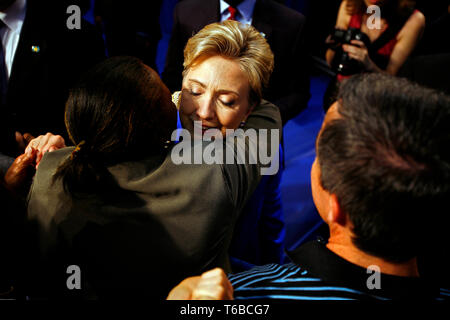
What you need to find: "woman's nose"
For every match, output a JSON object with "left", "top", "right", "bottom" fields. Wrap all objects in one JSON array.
[{"left": 196, "top": 97, "right": 215, "bottom": 120}]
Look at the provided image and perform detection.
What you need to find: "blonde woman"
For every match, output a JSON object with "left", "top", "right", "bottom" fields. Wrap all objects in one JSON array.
[{"left": 174, "top": 21, "right": 286, "bottom": 271}]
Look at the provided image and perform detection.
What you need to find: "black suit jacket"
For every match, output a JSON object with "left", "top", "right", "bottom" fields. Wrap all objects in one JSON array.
[
  {"left": 0, "top": 0, "right": 105, "bottom": 156},
  {"left": 162, "top": 0, "right": 310, "bottom": 124}
]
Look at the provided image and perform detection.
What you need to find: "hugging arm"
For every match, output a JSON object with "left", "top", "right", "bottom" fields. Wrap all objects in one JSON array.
[{"left": 222, "top": 100, "right": 282, "bottom": 214}]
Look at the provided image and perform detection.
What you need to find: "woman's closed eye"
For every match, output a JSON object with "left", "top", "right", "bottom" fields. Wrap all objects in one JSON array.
[
  {"left": 188, "top": 85, "right": 203, "bottom": 96},
  {"left": 220, "top": 99, "right": 235, "bottom": 107},
  {"left": 219, "top": 94, "right": 238, "bottom": 107},
  {"left": 189, "top": 89, "right": 202, "bottom": 96}
]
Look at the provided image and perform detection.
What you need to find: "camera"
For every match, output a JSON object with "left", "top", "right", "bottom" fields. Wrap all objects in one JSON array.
[{"left": 327, "top": 28, "right": 371, "bottom": 76}]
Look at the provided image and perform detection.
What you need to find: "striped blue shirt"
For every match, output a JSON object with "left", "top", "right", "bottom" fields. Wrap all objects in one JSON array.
[{"left": 228, "top": 240, "right": 449, "bottom": 301}]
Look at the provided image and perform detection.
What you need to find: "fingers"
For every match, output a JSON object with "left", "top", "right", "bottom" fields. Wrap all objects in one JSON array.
[
  {"left": 25, "top": 133, "right": 66, "bottom": 167},
  {"left": 166, "top": 276, "right": 201, "bottom": 300},
  {"left": 347, "top": 51, "right": 361, "bottom": 61},
  {"left": 191, "top": 268, "right": 233, "bottom": 300},
  {"left": 37, "top": 135, "right": 62, "bottom": 164},
  {"left": 350, "top": 39, "right": 365, "bottom": 48},
  {"left": 15, "top": 132, "right": 26, "bottom": 153},
  {"left": 342, "top": 44, "right": 361, "bottom": 54},
  {"left": 25, "top": 135, "right": 44, "bottom": 154},
  {"left": 325, "top": 35, "right": 335, "bottom": 45},
  {"left": 167, "top": 268, "right": 233, "bottom": 301},
  {"left": 342, "top": 44, "right": 364, "bottom": 62},
  {"left": 3, "top": 148, "right": 37, "bottom": 193},
  {"left": 15, "top": 148, "right": 37, "bottom": 170},
  {"left": 23, "top": 133, "right": 35, "bottom": 146}
]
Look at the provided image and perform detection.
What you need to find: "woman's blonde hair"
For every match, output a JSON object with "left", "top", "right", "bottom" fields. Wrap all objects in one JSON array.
[{"left": 183, "top": 20, "right": 274, "bottom": 106}]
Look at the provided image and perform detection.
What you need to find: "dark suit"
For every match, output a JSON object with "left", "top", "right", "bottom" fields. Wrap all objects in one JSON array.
[
  {"left": 162, "top": 0, "right": 310, "bottom": 124},
  {"left": 0, "top": 0, "right": 105, "bottom": 157}
]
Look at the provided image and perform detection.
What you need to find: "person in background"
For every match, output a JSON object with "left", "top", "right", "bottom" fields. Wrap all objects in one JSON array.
[
  {"left": 323, "top": 0, "right": 425, "bottom": 110},
  {"left": 326, "top": 0, "right": 425, "bottom": 75},
  {"left": 163, "top": 0, "right": 310, "bottom": 125},
  {"left": 169, "top": 74, "right": 450, "bottom": 301},
  {"left": 0, "top": 0, "right": 105, "bottom": 176},
  {"left": 93, "top": 0, "right": 163, "bottom": 69}
]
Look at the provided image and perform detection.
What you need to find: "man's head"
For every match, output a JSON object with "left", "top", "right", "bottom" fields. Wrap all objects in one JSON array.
[{"left": 312, "top": 73, "right": 450, "bottom": 263}]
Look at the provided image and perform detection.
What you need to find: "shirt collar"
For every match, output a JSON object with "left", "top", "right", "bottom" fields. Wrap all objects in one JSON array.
[
  {"left": 287, "top": 239, "right": 436, "bottom": 299},
  {"left": 220, "top": 0, "right": 256, "bottom": 22},
  {"left": 0, "top": 0, "right": 27, "bottom": 32}
]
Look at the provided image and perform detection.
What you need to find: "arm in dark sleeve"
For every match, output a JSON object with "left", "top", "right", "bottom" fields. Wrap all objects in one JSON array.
[
  {"left": 221, "top": 100, "right": 282, "bottom": 213},
  {"left": 258, "top": 162, "right": 286, "bottom": 265}
]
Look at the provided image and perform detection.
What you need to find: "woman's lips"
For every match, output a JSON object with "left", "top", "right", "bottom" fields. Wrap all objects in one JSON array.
[
  {"left": 201, "top": 125, "right": 219, "bottom": 134},
  {"left": 189, "top": 117, "right": 220, "bottom": 134}
]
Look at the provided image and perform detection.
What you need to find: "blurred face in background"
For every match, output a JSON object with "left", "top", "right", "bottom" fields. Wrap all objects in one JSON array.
[{"left": 180, "top": 55, "right": 254, "bottom": 136}]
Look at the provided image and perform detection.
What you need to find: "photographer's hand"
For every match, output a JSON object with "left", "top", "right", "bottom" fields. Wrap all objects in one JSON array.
[
  {"left": 325, "top": 34, "right": 339, "bottom": 51},
  {"left": 343, "top": 40, "right": 382, "bottom": 73}
]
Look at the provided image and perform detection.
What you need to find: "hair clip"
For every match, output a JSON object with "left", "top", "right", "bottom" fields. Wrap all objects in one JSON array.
[{"left": 71, "top": 140, "right": 86, "bottom": 160}]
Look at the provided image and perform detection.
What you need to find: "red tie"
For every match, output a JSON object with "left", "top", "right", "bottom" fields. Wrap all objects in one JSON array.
[{"left": 227, "top": 6, "right": 237, "bottom": 20}]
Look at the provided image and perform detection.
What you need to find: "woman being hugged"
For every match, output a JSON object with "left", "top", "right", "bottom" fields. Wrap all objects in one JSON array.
[{"left": 175, "top": 20, "right": 286, "bottom": 271}]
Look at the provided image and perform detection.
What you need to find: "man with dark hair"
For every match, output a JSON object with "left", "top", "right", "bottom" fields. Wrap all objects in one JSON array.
[{"left": 169, "top": 73, "right": 450, "bottom": 300}]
